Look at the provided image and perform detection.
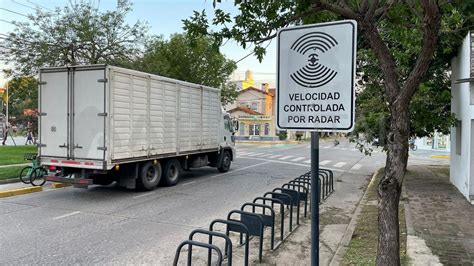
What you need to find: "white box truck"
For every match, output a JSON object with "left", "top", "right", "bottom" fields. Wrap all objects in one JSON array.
[{"left": 39, "top": 65, "right": 237, "bottom": 190}]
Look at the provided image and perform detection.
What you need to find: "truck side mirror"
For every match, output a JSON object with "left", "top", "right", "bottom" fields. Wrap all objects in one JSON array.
[{"left": 233, "top": 120, "right": 239, "bottom": 132}]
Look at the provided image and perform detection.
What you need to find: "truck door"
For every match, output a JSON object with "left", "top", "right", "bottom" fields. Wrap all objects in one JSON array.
[
  {"left": 39, "top": 70, "right": 69, "bottom": 158},
  {"left": 71, "top": 67, "right": 106, "bottom": 160}
]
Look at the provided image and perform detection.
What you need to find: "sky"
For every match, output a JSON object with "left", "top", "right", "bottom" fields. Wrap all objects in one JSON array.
[{"left": 0, "top": 0, "right": 277, "bottom": 87}]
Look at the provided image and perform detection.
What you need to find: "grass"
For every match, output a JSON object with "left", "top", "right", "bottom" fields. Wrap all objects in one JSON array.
[
  {"left": 342, "top": 169, "right": 408, "bottom": 265},
  {"left": 0, "top": 165, "right": 25, "bottom": 181},
  {"left": 0, "top": 145, "right": 37, "bottom": 165}
]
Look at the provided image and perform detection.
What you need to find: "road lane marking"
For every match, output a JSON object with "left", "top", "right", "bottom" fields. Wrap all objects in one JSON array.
[
  {"left": 208, "top": 161, "right": 271, "bottom": 179},
  {"left": 333, "top": 162, "right": 347, "bottom": 168},
  {"left": 238, "top": 156, "right": 347, "bottom": 173},
  {"left": 304, "top": 160, "right": 311, "bottom": 164},
  {"left": 351, "top": 164, "right": 362, "bottom": 170},
  {"left": 340, "top": 148, "right": 347, "bottom": 151},
  {"left": 132, "top": 192, "right": 155, "bottom": 199},
  {"left": 306, "top": 145, "right": 311, "bottom": 148},
  {"left": 181, "top": 180, "right": 197, "bottom": 186},
  {"left": 259, "top": 154, "right": 272, "bottom": 158},
  {"left": 251, "top": 153, "right": 264, "bottom": 156},
  {"left": 268, "top": 155, "right": 282, "bottom": 159},
  {"left": 243, "top": 152, "right": 256, "bottom": 156},
  {"left": 238, "top": 152, "right": 251, "bottom": 156},
  {"left": 53, "top": 211, "right": 81, "bottom": 220},
  {"left": 291, "top": 157, "right": 306, "bottom": 162},
  {"left": 279, "top": 155, "right": 293, "bottom": 160},
  {"left": 320, "top": 160, "right": 331, "bottom": 165}
]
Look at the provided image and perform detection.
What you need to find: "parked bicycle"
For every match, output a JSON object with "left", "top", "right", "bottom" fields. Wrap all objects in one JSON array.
[{"left": 19, "top": 153, "right": 47, "bottom": 186}]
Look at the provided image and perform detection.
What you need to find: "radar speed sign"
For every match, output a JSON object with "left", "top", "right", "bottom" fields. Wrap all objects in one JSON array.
[{"left": 277, "top": 20, "right": 357, "bottom": 132}]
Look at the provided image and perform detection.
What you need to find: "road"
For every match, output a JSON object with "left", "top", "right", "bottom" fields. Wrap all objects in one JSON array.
[{"left": 0, "top": 139, "right": 386, "bottom": 264}]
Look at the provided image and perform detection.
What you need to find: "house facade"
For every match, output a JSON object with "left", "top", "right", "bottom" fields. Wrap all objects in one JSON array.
[{"left": 450, "top": 31, "right": 474, "bottom": 204}]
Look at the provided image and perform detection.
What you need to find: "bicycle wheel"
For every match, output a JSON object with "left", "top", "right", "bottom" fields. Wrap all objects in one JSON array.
[
  {"left": 412, "top": 144, "right": 418, "bottom": 151},
  {"left": 30, "top": 167, "right": 48, "bottom": 186},
  {"left": 19, "top": 166, "right": 33, "bottom": 184}
]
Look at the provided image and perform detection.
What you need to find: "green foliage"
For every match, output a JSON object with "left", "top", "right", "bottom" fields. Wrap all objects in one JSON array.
[
  {"left": 0, "top": 0, "right": 148, "bottom": 76},
  {"left": 122, "top": 33, "right": 238, "bottom": 105},
  {"left": 4, "top": 77, "right": 38, "bottom": 118}
]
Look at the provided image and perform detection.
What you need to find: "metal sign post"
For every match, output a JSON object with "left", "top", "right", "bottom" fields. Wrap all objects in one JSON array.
[
  {"left": 276, "top": 20, "right": 357, "bottom": 265},
  {"left": 310, "top": 131, "right": 319, "bottom": 265}
]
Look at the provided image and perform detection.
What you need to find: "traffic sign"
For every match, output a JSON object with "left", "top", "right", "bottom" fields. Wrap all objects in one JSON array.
[{"left": 277, "top": 20, "right": 357, "bottom": 132}]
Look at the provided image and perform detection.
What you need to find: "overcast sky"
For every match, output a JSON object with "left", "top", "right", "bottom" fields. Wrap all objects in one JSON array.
[{"left": 0, "top": 0, "right": 277, "bottom": 86}]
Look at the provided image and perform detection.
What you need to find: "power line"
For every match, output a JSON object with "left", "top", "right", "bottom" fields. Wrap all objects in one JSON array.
[
  {"left": 235, "top": 39, "right": 273, "bottom": 64},
  {"left": 11, "top": 0, "right": 39, "bottom": 11},
  {"left": 26, "top": 0, "right": 53, "bottom": 11},
  {"left": 0, "top": 7, "right": 29, "bottom": 17}
]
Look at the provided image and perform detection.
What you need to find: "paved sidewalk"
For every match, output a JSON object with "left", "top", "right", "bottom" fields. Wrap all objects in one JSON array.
[{"left": 404, "top": 165, "right": 474, "bottom": 265}]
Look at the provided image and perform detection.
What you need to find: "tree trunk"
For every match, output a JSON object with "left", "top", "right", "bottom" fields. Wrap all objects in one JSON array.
[{"left": 376, "top": 106, "right": 409, "bottom": 265}]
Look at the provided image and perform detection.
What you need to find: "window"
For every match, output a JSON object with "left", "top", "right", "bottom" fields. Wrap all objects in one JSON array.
[
  {"left": 264, "top": 123, "right": 270, "bottom": 135},
  {"left": 250, "top": 102, "right": 258, "bottom": 111},
  {"left": 239, "top": 122, "right": 245, "bottom": 135},
  {"left": 249, "top": 124, "right": 261, "bottom": 136}
]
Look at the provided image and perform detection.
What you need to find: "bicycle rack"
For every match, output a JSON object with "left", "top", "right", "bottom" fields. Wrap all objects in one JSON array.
[
  {"left": 264, "top": 191, "right": 294, "bottom": 232},
  {"left": 188, "top": 229, "right": 233, "bottom": 266},
  {"left": 210, "top": 219, "right": 250, "bottom": 266},
  {"left": 173, "top": 240, "right": 223, "bottom": 266},
  {"left": 282, "top": 183, "right": 308, "bottom": 218},
  {"left": 228, "top": 210, "right": 265, "bottom": 263},
  {"left": 273, "top": 187, "right": 301, "bottom": 225},
  {"left": 253, "top": 197, "right": 285, "bottom": 242},
  {"left": 173, "top": 169, "right": 337, "bottom": 264},
  {"left": 241, "top": 202, "right": 276, "bottom": 250}
]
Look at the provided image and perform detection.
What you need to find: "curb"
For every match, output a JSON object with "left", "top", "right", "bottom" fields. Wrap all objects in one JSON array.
[
  {"left": 429, "top": 155, "right": 450, "bottom": 159},
  {"left": 0, "top": 186, "right": 42, "bottom": 198},
  {"left": 51, "top": 183, "right": 71, "bottom": 189},
  {"left": 329, "top": 168, "right": 383, "bottom": 266}
]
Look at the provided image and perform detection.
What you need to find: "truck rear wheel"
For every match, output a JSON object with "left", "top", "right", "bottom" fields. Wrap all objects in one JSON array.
[
  {"left": 137, "top": 161, "right": 161, "bottom": 190},
  {"left": 218, "top": 151, "right": 231, "bottom": 173},
  {"left": 161, "top": 159, "right": 181, "bottom": 186}
]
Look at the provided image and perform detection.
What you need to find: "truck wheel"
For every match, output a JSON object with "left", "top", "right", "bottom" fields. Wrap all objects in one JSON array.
[
  {"left": 161, "top": 159, "right": 181, "bottom": 186},
  {"left": 137, "top": 161, "right": 161, "bottom": 190},
  {"left": 218, "top": 151, "right": 231, "bottom": 173}
]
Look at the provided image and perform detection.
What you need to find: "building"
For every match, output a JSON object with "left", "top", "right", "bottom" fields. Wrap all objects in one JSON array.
[
  {"left": 450, "top": 31, "right": 474, "bottom": 204},
  {"left": 227, "top": 71, "right": 279, "bottom": 140},
  {"left": 414, "top": 133, "right": 450, "bottom": 152}
]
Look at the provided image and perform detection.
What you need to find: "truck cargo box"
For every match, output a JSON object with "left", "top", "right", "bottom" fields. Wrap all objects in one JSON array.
[{"left": 38, "top": 65, "right": 223, "bottom": 170}]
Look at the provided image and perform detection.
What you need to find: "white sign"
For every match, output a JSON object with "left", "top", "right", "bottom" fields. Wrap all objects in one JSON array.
[{"left": 277, "top": 20, "right": 357, "bottom": 132}]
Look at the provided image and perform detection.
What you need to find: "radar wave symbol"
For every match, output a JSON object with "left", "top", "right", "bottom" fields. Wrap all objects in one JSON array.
[{"left": 290, "top": 32, "right": 338, "bottom": 88}]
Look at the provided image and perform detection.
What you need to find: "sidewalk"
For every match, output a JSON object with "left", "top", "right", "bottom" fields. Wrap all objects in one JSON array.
[{"left": 404, "top": 165, "right": 474, "bottom": 265}]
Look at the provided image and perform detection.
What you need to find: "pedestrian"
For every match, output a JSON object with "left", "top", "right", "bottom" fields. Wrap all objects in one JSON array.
[
  {"left": 25, "top": 130, "right": 34, "bottom": 145},
  {"left": 2, "top": 122, "right": 9, "bottom": 145}
]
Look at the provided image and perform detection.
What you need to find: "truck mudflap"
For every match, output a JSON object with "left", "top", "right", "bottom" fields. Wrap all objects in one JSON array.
[{"left": 45, "top": 175, "right": 93, "bottom": 185}]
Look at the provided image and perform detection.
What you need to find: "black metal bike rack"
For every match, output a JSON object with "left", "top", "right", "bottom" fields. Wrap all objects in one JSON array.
[
  {"left": 228, "top": 210, "right": 265, "bottom": 263},
  {"left": 283, "top": 183, "right": 309, "bottom": 217},
  {"left": 253, "top": 196, "right": 285, "bottom": 242},
  {"left": 173, "top": 240, "right": 223, "bottom": 266},
  {"left": 188, "top": 229, "right": 233, "bottom": 266},
  {"left": 209, "top": 219, "right": 250, "bottom": 266},
  {"left": 241, "top": 202, "right": 276, "bottom": 250},
  {"left": 173, "top": 169, "right": 336, "bottom": 264},
  {"left": 273, "top": 187, "right": 301, "bottom": 225},
  {"left": 264, "top": 191, "right": 294, "bottom": 232}
]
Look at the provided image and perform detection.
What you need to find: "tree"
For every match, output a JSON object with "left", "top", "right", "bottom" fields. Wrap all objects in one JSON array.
[
  {"left": 123, "top": 33, "right": 238, "bottom": 105},
  {"left": 4, "top": 76, "right": 38, "bottom": 118},
  {"left": 0, "top": 0, "right": 148, "bottom": 76},
  {"left": 183, "top": 1, "right": 472, "bottom": 264}
]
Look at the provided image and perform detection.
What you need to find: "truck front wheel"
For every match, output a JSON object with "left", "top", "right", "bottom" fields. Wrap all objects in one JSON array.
[
  {"left": 161, "top": 159, "right": 181, "bottom": 186},
  {"left": 137, "top": 161, "right": 162, "bottom": 190},
  {"left": 218, "top": 151, "right": 231, "bottom": 173}
]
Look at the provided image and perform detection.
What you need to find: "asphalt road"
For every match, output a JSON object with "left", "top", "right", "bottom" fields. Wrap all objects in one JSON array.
[{"left": 0, "top": 139, "right": 386, "bottom": 264}]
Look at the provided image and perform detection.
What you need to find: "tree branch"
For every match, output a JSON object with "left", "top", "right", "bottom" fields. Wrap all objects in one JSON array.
[
  {"left": 397, "top": 0, "right": 441, "bottom": 106},
  {"left": 313, "top": 0, "right": 359, "bottom": 20}
]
